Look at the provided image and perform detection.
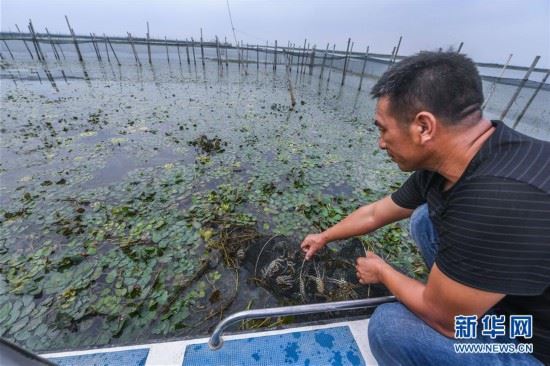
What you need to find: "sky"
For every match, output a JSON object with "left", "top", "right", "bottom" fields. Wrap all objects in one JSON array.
[{"left": 1, "top": 0, "right": 549, "bottom": 67}]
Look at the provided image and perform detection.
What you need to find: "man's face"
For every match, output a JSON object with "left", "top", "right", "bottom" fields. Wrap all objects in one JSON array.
[{"left": 373, "top": 97, "right": 422, "bottom": 172}]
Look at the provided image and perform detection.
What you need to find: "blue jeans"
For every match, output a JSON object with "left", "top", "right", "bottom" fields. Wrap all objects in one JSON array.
[{"left": 368, "top": 204, "right": 543, "bottom": 366}]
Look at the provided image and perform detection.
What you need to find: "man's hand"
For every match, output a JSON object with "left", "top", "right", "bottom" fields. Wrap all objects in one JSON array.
[
  {"left": 300, "top": 233, "right": 328, "bottom": 260},
  {"left": 357, "top": 250, "right": 506, "bottom": 338},
  {"left": 299, "top": 196, "right": 412, "bottom": 261},
  {"left": 355, "top": 251, "right": 388, "bottom": 284}
]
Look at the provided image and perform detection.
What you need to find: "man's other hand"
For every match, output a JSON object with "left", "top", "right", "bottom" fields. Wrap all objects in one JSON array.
[
  {"left": 356, "top": 251, "right": 387, "bottom": 284},
  {"left": 300, "top": 233, "right": 327, "bottom": 260}
]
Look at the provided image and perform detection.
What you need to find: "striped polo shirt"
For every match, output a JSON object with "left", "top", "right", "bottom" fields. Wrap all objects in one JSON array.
[{"left": 391, "top": 120, "right": 550, "bottom": 364}]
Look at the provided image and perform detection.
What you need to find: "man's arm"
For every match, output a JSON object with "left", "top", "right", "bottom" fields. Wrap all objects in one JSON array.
[
  {"left": 356, "top": 253, "right": 505, "bottom": 337},
  {"left": 301, "top": 196, "right": 413, "bottom": 260}
]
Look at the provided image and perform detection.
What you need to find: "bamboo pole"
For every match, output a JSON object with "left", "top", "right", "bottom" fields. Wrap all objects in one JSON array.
[
  {"left": 244, "top": 41, "right": 249, "bottom": 71},
  {"left": 15, "top": 24, "right": 34, "bottom": 60},
  {"left": 265, "top": 41, "right": 268, "bottom": 68},
  {"left": 300, "top": 43, "right": 306, "bottom": 75},
  {"left": 345, "top": 41, "right": 354, "bottom": 76},
  {"left": 301, "top": 43, "right": 310, "bottom": 75},
  {"left": 327, "top": 44, "right": 336, "bottom": 84},
  {"left": 90, "top": 33, "right": 102, "bottom": 61},
  {"left": 57, "top": 36, "right": 66, "bottom": 60},
  {"left": 308, "top": 45, "right": 316, "bottom": 76},
  {"left": 216, "top": 36, "right": 221, "bottom": 67},
  {"left": 358, "top": 46, "right": 370, "bottom": 91},
  {"left": 297, "top": 43, "right": 302, "bottom": 71},
  {"left": 273, "top": 40, "right": 277, "bottom": 71},
  {"left": 296, "top": 42, "right": 305, "bottom": 75},
  {"left": 90, "top": 33, "right": 99, "bottom": 60},
  {"left": 341, "top": 38, "right": 351, "bottom": 86},
  {"left": 45, "top": 28, "right": 61, "bottom": 61},
  {"left": 65, "top": 15, "right": 83, "bottom": 62},
  {"left": 387, "top": 47, "right": 396, "bottom": 69},
  {"left": 225, "top": 38, "right": 229, "bottom": 67},
  {"left": 236, "top": 40, "right": 241, "bottom": 70},
  {"left": 297, "top": 39, "right": 306, "bottom": 76},
  {"left": 27, "top": 22, "right": 41, "bottom": 61},
  {"left": 297, "top": 42, "right": 303, "bottom": 76},
  {"left": 127, "top": 32, "right": 142, "bottom": 66},
  {"left": 61, "top": 69, "right": 68, "bottom": 84},
  {"left": 500, "top": 55, "right": 540, "bottom": 120},
  {"left": 28, "top": 21, "right": 57, "bottom": 91},
  {"left": 512, "top": 70, "right": 549, "bottom": 129},
  {"left": 102, "top": 33, "right": 111, "bottom": 64},
  {"left": 147, "top": 22, "right": 152, "bottom": 65},
  {"left": 457, "top": 41, "right": 464, "bottom": 54},
  {"left": 92, "top": 33, "right": 102, "bottom": 61},
  {"left": 319, "top": 43, "right": 329, "bottom": 79},
  {"left": 391, "top": 36, "right": 402, "bottom": 64},
  {"left": 28, "top": 20, "right": 46, "bottom": 62},
  {"left": 482, "top": 54, "right": 513, "bottom": 111},
  {"left": 2, "top": 40, "right": 14, "bottom": 60},
  {"left": 284, "top": 50, "right": 296, "bottom": 109},
  {"left": 165, "top": 36, "right": 170, "bottom": 64},
  {"left": 288, "top": 42, "right": 293, "bottom": 71},
  {"left": 185, "top": 38, "right": 191, "bottom": 64},
  {"left": 191, "top": 37, "right": 197, "bottom": 66},
  {"left": 176, "top": 39, "right": 182, "bottom": 66},
  {"left": 106, "top": 36, "right": 121, "bottom": 66},
  {"left": 200, "top": 28, "right": 205, "bottom": 66},
  {"left": 224, "top": 40, "right": 229, "bottom": 67}
]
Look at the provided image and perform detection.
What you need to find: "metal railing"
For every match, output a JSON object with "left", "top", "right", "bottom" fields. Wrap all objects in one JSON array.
[{"left": 208, "top": 295, "right": 397, "bottom": 350}]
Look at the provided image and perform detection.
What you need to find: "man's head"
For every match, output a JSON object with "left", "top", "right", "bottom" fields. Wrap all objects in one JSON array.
[
  {"left": 371, "top": 51, "right": 484, "bottom": 125},
  {"left": 370, "top": 51, "right": 485, "bottom": 171}
]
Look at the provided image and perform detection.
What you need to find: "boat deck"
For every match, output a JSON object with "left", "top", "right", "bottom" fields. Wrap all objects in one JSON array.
[{"left": 41, "top": 319, "right": 377, "bottom": 365}]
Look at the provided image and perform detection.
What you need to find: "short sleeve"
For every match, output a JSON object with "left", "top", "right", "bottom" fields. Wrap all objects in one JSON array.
[
  {"left": 391, "top": 170, "right": 431, "bottom": 209},
  {"left": 435, "top": 176, "right": 550, "bottom": 296}
]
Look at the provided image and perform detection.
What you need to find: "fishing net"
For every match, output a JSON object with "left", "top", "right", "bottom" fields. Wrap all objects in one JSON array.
[{"left": 245, "top": 235, "right": 388, "bottom": 303}]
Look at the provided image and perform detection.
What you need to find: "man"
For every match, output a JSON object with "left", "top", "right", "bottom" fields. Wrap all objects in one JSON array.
[{"left": 301, "top": 52, "right": 549, "bottom": 365}]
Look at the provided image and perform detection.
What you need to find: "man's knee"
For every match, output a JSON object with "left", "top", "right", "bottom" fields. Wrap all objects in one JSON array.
[
  {"left": 368, "top": 303, "right": 413, "bottom": 350},
  {"left": 369, "top": 302, "right": 435, "bottom": 365}
]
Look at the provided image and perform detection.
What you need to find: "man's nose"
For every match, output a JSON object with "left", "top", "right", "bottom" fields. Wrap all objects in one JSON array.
[{"left": 378, "top": 137, "right": 387, "bottom": 150}]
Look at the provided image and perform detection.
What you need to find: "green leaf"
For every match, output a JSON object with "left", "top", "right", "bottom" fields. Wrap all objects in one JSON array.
[
  {"left": 11, "top": 315, "right": 29, "bottom": 333},
  {"left": 34, "top": 323, "right": 48, "bottom": 337},
  {"left": 5, "top": 301, "right": 21, "bottom": 326},
  {"left": 0, "top": 302, "right": 12, "bottom": 323},
  {"left": 105, "top": 269, "right": 117, "bottom": 284},
  {"left": 14, "top": 329, "right": 31, "bottom": 341},
  {"left": 115, "top": 288, "right": 127, "bottom": 297},
  {"left": 152, "top": 231, "right": 163, "bottom": 244},
  {"left": 26, "top": 316, "right": 42, "bottom": 331},
  {"left": 157, "top": 290, "right": 168, "bottom": 305}
]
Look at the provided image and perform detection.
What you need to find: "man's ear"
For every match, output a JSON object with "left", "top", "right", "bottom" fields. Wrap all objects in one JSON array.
[{"left": 412, "top": 111, "right": 437, "bottom": 144}]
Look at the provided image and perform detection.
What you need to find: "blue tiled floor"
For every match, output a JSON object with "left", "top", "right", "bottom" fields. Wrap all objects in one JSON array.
[
  {"left": 48, "top": 348, "right": 149, "bottom": 366},
  {"left": 183, "top": 326, "right": 366, "bottom": 366}
]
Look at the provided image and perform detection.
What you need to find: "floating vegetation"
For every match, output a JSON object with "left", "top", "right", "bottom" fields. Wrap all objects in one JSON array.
[
  {"left": 0, "top": 59, "right": 424, "bottom": 353},
  {"left": 188, "top": 134, "right": 227, "bottom": 155}
]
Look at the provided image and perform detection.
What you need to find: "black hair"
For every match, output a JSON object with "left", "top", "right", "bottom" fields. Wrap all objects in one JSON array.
[{"left": 371, "top": 51, "right": 484, "bottom": 124}]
